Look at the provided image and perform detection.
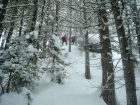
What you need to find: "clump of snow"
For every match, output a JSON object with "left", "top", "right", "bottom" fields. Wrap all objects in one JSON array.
[
  {"left": 52, "top": 34, "right": 61, "bottom": 49},
  {"left": 0, "top": 4, "right": 3, "bottom": 8},
  {"left": 0, "top": 92, "right": 28, "bottom": 105},
  {"left": 49, "top": 14, "right": 54, "bottom": 20},
  {"left": 88, "top": 34, "right": 100, "bottom": 44},
  {"left": 25, "top": 34, "right": 30, "bottom": 39},
  {"left": 25, "top": 31, "right": 38, "bottom": 40},
  {"left": 0, "top": 70, "right": 3, "bottom": 77},
  {"left": 0, "top": 87, "right": 33, "bottom": 105},
  {"left": 103, "top": 36, "right": 109, "bottom": 40},
  {"left": 27, "top": 45, "right": 37, "bottom": 53}
]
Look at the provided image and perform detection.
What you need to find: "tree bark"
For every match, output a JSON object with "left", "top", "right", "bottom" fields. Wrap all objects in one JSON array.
[
  {"left": 55, "top": 0, "right": 59, "bottom": 36},
  {"left": 19, "top": 6, "right": 25, "bottom": 37},
  {"left": 111, "top": 1, "right": 137, "bottom": 105},
  {"left": 42, "top": 0, "right": 48, "bottom": 51},
  {"left": 0, "top": 0, "right": 9, "bottom": 38},
  {"left": 98, "top": 1, "right": 116, "bottom": 105},
  {"left": 38, "top": 0, "right": 46, "bottom": 50},
  {"left": 29, "top": 0, "right": 38, "bottom": 32},
  {"left": 83, "top": 0, "right": 90, "bottom": 79},
  {"left": 85, "top": 30, "right": 90, "bottom": 79},
  {"left": 4, "top": 0, "right": 18, "bottom": 50},
  {"left": 69, "top": 0, "right": 72, "bottom": 52}
]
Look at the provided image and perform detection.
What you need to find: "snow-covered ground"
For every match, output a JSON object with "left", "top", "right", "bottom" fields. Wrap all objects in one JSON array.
[{"left": 0, "top": 45, "right": 140, "bottom": 105}]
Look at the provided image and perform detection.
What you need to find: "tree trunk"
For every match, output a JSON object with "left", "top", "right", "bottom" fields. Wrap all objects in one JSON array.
[
  {"left": 38, "top": 0, "right": 46, "bottom": 50},
  {"left": 19, "top": 6, "right": 25, "bottom": 37},
  {"left": 55, "top": 0, "right": 59, "bottom": 36},
  {"left": 0, "top": 0, "right": 9, "bottom": 38},
  {"left": 85, "top": 30, "right": 90, "bottom": 79},
  {"left": 4, "top": 27, "right": 13, "bottom": 50},
  {"left": 129, "top": 0, "right": 140, "bottom": 58},
  {"left": 83, "top": 0, "right": 90, "bottom": 79},
  {"left": 6, "top": 71, "right": 12, "bottom": 93},
  {"left": 28, "top": 0, "right": 38, "bottom": 65},
  {"left": 29, "top": 0, "right": 38, "bottom": 32},
  {"left": 69, "top": 0, "right": 72, "bottom": 52},
  {"left": 0, "top": 30, "right": 6, "bottom": 50},
  {"left": 5, "top": 0, "right": 18, "bottom": 50},
  {"left": 98, "top": 1, "right": 116, "bottom": 105},
  {"left": 111, "top": 1, "right": 137, "bottom": 105},
  {"left": 42, "top": 0, "right": 48, "bottom": 51}
]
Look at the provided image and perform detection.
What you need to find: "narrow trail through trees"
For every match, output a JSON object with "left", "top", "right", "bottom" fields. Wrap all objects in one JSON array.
[{"left": 31, "top": 45, "right": 105, "bottom": 105}]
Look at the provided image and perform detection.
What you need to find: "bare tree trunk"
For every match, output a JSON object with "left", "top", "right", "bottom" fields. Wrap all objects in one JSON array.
[
  {"left": 38, "top": 0, "right": 46, "bottom": 50},
  {"left": 111, "top": 1, "right": 137, "bottom": 105},
  {"left": 83, "top": 0, "right": 90, "bottom": 79},
  {"left": 25, "top": 0, "right": 38, "bottom": 65},
  {"left": 69, "top": 26, "right": 71, "bottom": 51},
  {"left": 5, "top": 0, "right": 18, "bottom": 50},
  {"left": 0, "top": 0, "right": 9, "bottom": 38},
  {"left": 85, "top": 30, "right": 90, "bottom": 79},
  {"left": 137, "top": 9, "right": 140, "bottom": 56},
  {"left": 75, "top": 22, "right": 78, "bottom": 46},
  {"left": 6, "top": 71, "right": 12, "bottom": 93},
  {"left": 69, "top": 0, "right": 72, "bottom": 52},
  {"left": 55, "top": 0, "right": 59, "bottom": 36},
  {"left": 42, "top": 0, "right": 48, "bottom": 51},
  {"left": 4, "top": 27, "right": 13, "bottom": 50},
  {"left": 0, "top": 38, "right": 5, "bottom": 50},
  {"left": 29, "top": 0, "right": 38, "bottom": 32},
  {"left": 98, "top": 1, "right": 116, "bottom": 105},
  {"left": 19, "top": 6, "right": 25, "bottom": 37},
  {"left": 0, "top": 30, "right": 6, "bottom": 50}
]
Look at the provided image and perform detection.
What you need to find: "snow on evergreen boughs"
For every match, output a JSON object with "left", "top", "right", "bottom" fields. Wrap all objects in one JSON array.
[
  {"left": 27, "top": 45, "right": 38, "bottom": 53},
  {"left": 52, "top": 34, "right": 61, "bottom": 48},
  {"left": 45, "top": 34, "right": 68, "bottom": 84},
  {"left": 0, "top": 34, "right": 41, "bottom": 93},
  {"left": 25, "top": 31, "right": 38, "bottom": 40}
]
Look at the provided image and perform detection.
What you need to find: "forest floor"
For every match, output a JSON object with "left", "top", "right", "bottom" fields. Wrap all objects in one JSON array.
[
  {"left": 1, "top": 45, "right": 140, "bottom": 105},
  {"left": 32, "top": 45, "right": 106, "bottom": 105},
  {"left": 31, "top": 45, "right": 140, "bottom": 105}
]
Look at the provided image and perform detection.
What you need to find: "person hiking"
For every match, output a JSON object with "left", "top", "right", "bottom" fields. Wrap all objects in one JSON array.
[
  {"left": 62, "top": 35, "right": 67, "bottom": 45},
  {"left": 71, "top": 36, "right": 75, "bottom": 45}
]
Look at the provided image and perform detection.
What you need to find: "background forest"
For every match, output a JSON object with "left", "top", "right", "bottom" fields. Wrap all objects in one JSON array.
[{"left": 0, "top": 0, "right": 140, "bottom": 105}]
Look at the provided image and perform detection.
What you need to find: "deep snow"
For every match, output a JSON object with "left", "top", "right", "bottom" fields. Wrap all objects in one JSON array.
[{"left": 0, "top": 45, "right": 140, "bottom": 105}]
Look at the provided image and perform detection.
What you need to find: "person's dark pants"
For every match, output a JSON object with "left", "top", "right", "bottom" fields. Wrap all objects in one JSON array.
[
  {"left": 72, "top": 40, "right": 75, "bottom": 44},
  {"left": 62, "top": 40, "right": 67, "bottom": 45}
]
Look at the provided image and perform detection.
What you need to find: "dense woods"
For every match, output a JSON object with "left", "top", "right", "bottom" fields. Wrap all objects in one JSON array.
[{"left": 0, "top": 0, "right": 140, "bottom": 105}]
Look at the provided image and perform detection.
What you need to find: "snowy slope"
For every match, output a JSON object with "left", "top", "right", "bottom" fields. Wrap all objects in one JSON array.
[
  {"left": 31, "top": 45, "right": 106, "bottom": 105},
  {"left": 1, "top": 45, "right": 140, "bottom": 105}
]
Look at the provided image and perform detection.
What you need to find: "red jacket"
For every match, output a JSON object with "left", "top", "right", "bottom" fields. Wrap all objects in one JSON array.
[{"left": 63, "top": 35, "right": 67, "bottom": 41}]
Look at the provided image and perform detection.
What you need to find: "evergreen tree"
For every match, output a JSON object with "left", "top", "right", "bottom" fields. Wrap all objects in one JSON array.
[
  {"left": 0, "top": 32, "right": 41, "bottom": 93},
  {"left": 46, "top": 34, "right": 68, "bottom": 84}
]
